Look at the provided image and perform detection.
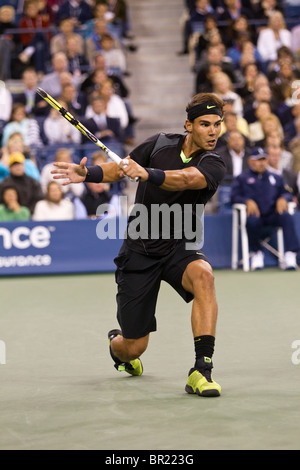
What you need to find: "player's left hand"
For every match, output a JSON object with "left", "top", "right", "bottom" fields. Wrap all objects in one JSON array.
[{"left": 51, "top": 156, "right": 88, "bottom": 185}]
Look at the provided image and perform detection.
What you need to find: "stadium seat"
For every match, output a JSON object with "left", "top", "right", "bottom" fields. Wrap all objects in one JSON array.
[{"left": 231, "top": 202, "right": 296, "bottom": 271}]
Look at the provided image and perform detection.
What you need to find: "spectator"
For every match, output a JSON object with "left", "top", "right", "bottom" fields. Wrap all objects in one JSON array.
[
  {"left": 83, "top": 1, "right": 118, "bottom": 39},
  {"left": 248, "top": 100, "right": 273, "bottom": 146},
  {"left": 217, "top": 0, "right": 254, "bottom": 24},
  {"left": 260, "top": 113, "right": 285, "bottom": 147},
  {"left": 50, "top": 15, "right": 84, "bottom": 56},
  {"left": 85, "top": 16, "right": 127, "bottom": 67},
  {"left": 254, "top": 0, "right": 284, "bottom": 21},
  {"left": 289, "top": 116, "right": 300, "bottom": 171},
  {"left": 80, "top": 52, "right": 130, "bottom": 98},
  {"left": 267, "top": 45, "right": 297, "bottom": 81},
  {"left": 85, "top": 18, "right": 110, "bottom": 65},
  {"left": 231, "top": 147, "right": 299, "bottom": 270},
  {"left": 265, "top": 133, "right": 294, "bottom": 171},
  {"left": 39, "top": 52, "right": 78, "bottom": 98},
  {"left": 270, "top": 60, "right": 300, "bottom": 107},
  {"left": 193, "top": 14, "right": 219, "bottom": 66},
  {"left": 217, "top": 109, "right": 250, "bottom": 148},
  {"left": 0, "top": 81, "right": 12, "bottom": 140},
  {"left": 179, "top": 0, "right": 216, "bottom": 56},
  {"left": 0, "top": 146, "right": 10, "bottom": 182},
  {"left": 266, "top": 140, "right": 299, "bottom": 203},
  {"left": 40, "top": 147, "right": 85, "bottom": 198},
  {"left": 42, "top": 102, "right": 81, "bottom": 145},
  {"left": 32, "top": 180, "right": 75, "bottom": 220},
  {"left": 224, "top": 14, "right": 256, "bottom": 49},
  {"left": 86, "top": 78, "right": 129, "bottom": 130},
  {"left": 0, "top": 185, "right": 31, "bottom": 221},
  {"left": 80, "top": 66, "right": 108, "bottom": 100},
  {"left": 257, "top": 11, "right": 292, "bottom": 63},
  {"left": 0, "top": 5, "right": 18, "bottom": 80},
  {"left": 99, "top": 32, "right": 127, "bottom": 77},
  {"left": 291, "top": 21, "right": 300, "bottom": 59},
  {"left": 239, "top": 40, "right": 263, "bottom": 72},
  {"left": 46, "top": 0, "right": 65, "bottom": 20},
  {"left": 236, "top": 62, "right": 259, "bottom": 103},
  {"left": 218, "top": 130, "right": 250, "bottom": 184},
  {"left": 56, "top": 0, "right": 93, "bottom": 26},
  {"left": 81, "top": 175, "right": 121, "bottom": 219},
  {"left": 82, "top": 94, "right": 123, "bottom": 144},
  {"left": 65, "top": 33, "right": 90, "bottom": 77},
  {"left": 1, "top": 102, "right": 43, "bottom": 148},
  {"left": 243, "top": 82, "right": 274, "bottom": 124},
  {"left": 107, "top": 0, "right": 135, "bottom": 40},
  {"left": 59, "top": 82, "right": 86, "bottom": 117},
  {"left": 195, "top": 44, "right": 237, "bottom": 92},
  {"left": 0, "top": 5, "right": 16, "bottom": 35},
  {"left": 37, "top": 0, "right": 57, "bottom": 24},
  {"left": 227, "top": 32, "right": 262, "bottom": 69},
  {"left": 18, "top": 0, "right": 51, "bottom": 75},
  {"left": 211, "top": 71, "right": 243, "bottom": 117},
  {"left": 0, "top": 151, "right": 43, "bottom": 214},
  {"left": 12, "top": 67, "right": 49, "bottom": 117},
  {"left": 280, "top": 97, "right": 300, "bottom": 143},
  {"left": 195, "top": 28, "right": 225, "bottom": 67},
  {"left": 194, "top": 62, "right": 222, "bottom": 93},
  {"left": 3, "top": 131, "right": 40, "bottom": 181}
]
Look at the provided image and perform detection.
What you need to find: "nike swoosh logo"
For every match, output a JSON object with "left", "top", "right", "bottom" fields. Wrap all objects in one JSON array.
[{"left": 207, "top": 105, "right": 216, "bottom": 109}]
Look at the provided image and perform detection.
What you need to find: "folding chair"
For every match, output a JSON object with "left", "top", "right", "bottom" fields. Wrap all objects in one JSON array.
[{"left": 231, "top": 202, "right": 296, "bottom": 271}]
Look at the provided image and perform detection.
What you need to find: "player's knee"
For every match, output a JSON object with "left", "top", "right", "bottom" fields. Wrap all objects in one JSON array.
[
  {"left": 124, "top": 336, "right": 149, "bottom": 359},
  {"left": 191, "top": 262, "right": 215, "bottom": 293}
]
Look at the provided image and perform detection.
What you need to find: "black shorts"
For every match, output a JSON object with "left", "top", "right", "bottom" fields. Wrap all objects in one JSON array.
[{"left": 114, "top": 241, "right": 209, "bottom": 339}]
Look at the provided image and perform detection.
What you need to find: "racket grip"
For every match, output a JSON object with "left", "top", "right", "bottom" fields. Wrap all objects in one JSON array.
[
  {"left": 107, "top": 150, "right": 122, "bottom": 165},
  {"left": 108, "top": 152, "right": 139, "bottom": 182}
]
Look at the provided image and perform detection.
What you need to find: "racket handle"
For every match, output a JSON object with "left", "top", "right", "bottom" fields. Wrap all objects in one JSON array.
[
  {"left": 108, "top": 152, "right": 139, "bottom": 182},
  {"left": 107, "top": 149, "right": 122, "bottom": 165}
]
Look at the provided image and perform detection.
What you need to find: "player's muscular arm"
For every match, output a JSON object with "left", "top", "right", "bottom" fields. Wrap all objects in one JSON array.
[
  {"left": 161, "top": 167, "right": 207, "bottom": 191},
  {"left": 120, "top": 158, "right": 208, "bottom": 191},
  {"left": 101, "top": 161, "right": 126, "bottom": 182},
  {"left": 52, "top": 157, "right": 125, "bottom": 184}
]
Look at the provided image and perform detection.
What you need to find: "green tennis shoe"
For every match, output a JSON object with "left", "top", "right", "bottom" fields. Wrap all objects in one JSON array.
[
  {"left": 185, "top": 357, "right": 221, "bottom": 397},
  {"left": 108, "top": 329, "right": 143, "bottom": 376}
]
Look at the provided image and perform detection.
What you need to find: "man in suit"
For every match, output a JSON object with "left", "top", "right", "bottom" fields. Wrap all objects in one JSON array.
[
  {"left": 13, "top": 67, "right": 49, "bottom": 117},
  {"left": 56, "top": 0, "right": 93, "bottom": 26},
  {"left": 266, "top": 140, "right": 299, "bottom": 207},
  {"left": 218, "top": 130, "right": 250, "bottom": 185},
  {"left": 231, "top": 147, "right": 299, "bottom": 270},
  {"left": 82, "top": 95, "right": 123, "bottom": 144}
]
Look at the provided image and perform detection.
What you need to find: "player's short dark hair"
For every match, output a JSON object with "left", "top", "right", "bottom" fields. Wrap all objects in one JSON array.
[{"left": 186, "top": 93, "right": 225, "bottom": 116}]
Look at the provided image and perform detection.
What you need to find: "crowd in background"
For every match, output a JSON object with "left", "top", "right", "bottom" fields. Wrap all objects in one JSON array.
[
  {"left": 0, "top": 0, "right": 300, "bottom": 223},
  {"left": 0, "top": 0, "right": 137, "bottom": 221},
  {"left": 181, "top": 0, "right": 300, "bottom": 213}
]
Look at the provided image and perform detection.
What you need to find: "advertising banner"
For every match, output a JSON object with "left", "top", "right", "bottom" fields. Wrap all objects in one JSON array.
[
  {"left": 0, "top": 219, "right": 124, "bottom": 276},
  {"left": 0, "top": 213, "right": 299, "bottom": 276}
]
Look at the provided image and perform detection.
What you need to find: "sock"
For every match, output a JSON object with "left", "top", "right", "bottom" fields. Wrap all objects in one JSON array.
[{"left": 194, "top": 335, "right": 215, "bottom": 364}]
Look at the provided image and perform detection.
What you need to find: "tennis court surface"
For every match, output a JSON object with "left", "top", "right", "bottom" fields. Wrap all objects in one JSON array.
[{"left": 0, "top": 269, "right": 299, "bottom": 450}]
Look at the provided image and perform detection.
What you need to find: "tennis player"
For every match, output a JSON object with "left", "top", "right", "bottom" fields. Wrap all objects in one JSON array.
[{"left": 52, "top": 93, "right": 226, "bottom": 397}]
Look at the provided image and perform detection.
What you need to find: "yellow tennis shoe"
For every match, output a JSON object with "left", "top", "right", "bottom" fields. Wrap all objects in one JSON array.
[
  {"left": 108, "top": 329, "right": 143, "bottom": 376},
  {"left": 185, "top": 357, "right": 221, "bottom": 397}
]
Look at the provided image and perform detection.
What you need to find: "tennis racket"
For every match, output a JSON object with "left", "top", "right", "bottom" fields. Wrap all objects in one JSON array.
[{"left": 36, "top": 87, "right": 138, "bottom": 181}]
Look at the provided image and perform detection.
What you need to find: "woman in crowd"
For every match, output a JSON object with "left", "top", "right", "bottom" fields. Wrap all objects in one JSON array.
[{"left": 32, "top": 180, "right": 75, "bottom": 221}]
